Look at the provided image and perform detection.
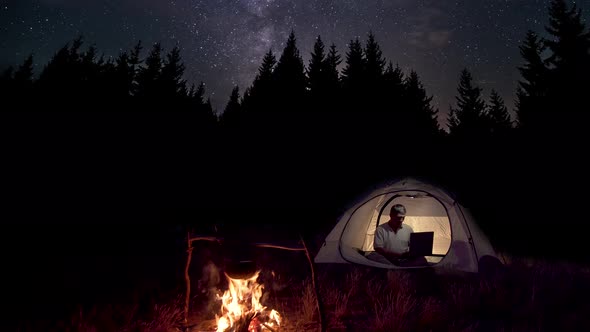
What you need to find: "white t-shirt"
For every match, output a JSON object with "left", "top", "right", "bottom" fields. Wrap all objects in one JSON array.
[{"left": 374, "top": 223, "right": 413, "bottom": 254}]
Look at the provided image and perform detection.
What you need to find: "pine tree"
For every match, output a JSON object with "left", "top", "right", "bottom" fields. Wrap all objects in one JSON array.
[
  {"left": 325, "top": 44, "right": 342, "bottom": 92},
  {"left": 129, "top": 41, "right": 142, "bottom": 96},
  {"left": 308, "top": 35, "right": 326, "bottom": 99},
  {"left": 404, "top": 70, "right": 440, "bottom": 137},
  {"left": 322, "top": 43, "right": 342, "bottom": 113},
  {"left": 308, "top": 38, "right": 342, "bottom": 114},
  {"left": 515, "top": 31, "right": 549, "bottom": 129},
  {"left": 193, "top": 82, "right": 206, "bottom": 106},
  {"left": 273, "top": 31, "right": 307, "bottom": 111},
  {"left": 114, "top": 52, "right": 133, "bottom": 99},
  {"left": 160, "top": 45, "right": 187, "bottom": 103},
  {"left": 383, "top": 62, "right": 405, "bottom": 111},
  {"left": 13, "top": 54, "right": 34, "bottom": 101},
  {"left": 364, "top": 32, "right": 386, "bottom": 84},
  {"left": 204, "top": 98, "right": 215, "bottom": 119},
  {"left": 488, "top": 89, "right": 513, "bottom": 134},
  {"left": 220, "top": 86, "right": 241, "bottom": 126},
  {"left": 135, "top": 43, "right": 163, "bottom": 103},
  {"left": 341, "top": 38, "right": 365, "bottom": 93},
  {"left": 257, "top": 50, "right": 277, "bottom": 83},
  {"left": 68, "top": 36, "right": 84, "bottom": 64},
  {"left": 545, "top": 0, "right": 590, "bottom": 117},
  {"left": 188, "top": 82, "right": 216, "bottom": 126},
  {"left": 13, "top": 55, "right": 34, "bottom": 86},
  {"left": 244, "top": 49, "right": 276, "bottom": 115},
  {"left": 79, "top": 45, "right": 102, "bottom": 102},
  {"left": 37, "top": 37, "right": 86, "bottom": 108},
  {"left": 546, "top": 0, "right": 590, "bottom": 73},
  {"left": 38, "top": 43, "right": 72, "bottom": 88},
  {"left": 448, "top": 69, "right": 488, "bottom": 138},
  {"left": 363, "top": 32, "right": 387, "bottom": 116}
]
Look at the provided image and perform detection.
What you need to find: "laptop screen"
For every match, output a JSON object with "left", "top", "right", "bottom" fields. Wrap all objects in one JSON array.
[{"left": 409, "top": 232, "right": 434, "bottom": 256}]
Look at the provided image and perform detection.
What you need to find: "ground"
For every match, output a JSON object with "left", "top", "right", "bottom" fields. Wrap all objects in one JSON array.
[{"left": 6, "top": 234, "right": 590, "bottom": 332}]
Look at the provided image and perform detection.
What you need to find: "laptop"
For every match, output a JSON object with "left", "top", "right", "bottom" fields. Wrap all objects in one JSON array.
[{"left": 408, "top": 232, "right": 434, "bottom": 257}]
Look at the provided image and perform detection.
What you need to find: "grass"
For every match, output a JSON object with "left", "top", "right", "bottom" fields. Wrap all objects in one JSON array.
[{"left": 11, "top": 255, "right": 590, "bottom": 332}]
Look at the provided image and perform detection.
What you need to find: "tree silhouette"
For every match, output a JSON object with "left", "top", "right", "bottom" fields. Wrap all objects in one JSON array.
[
  {"left": 487, "top": 89, "right": 513, "bottom": 135},
  {"left": 13, "top": 54, "right": 34, "bottom": 88},
  {"left": 363, "top": 31, "right": 388, "bottom": 123},
  {"left": 383, "top": 62, "right": 404, "bottom": 102},
  {"left": 340, "top": 37, "right": 367, "bottom": 144},
  {"left": 307, "top": 35, "right": 326, "bottom": 101},
  {"left": 243, "top": 49, "right": 276, "bottom": 117},
  {"left": 404, "top": 70, "right": 441, "bottom": 138},
  {"left": 204, "top": 98, "right": 214, "bottom": 117},
  {"left": 80, "top": 44, "right": 110, "bottom": 106},
  {"left": 324, "top": 43, "right": 342, "bottom": 102},
  {"left": 448, "top": 69, "right": 488, "bottom": 139},
  {"left": 256, "top": 50, "right": 277, "bottom": 83},
  {"left": 160, "top": 45, "right": 187, "bottom": 106},
  {"left": 187, "top": 82, "right": 216, "bottom": 125},
  {"left": 545, "top": 0, "right": 590, "bottom": 122},
  {"left": 308, "top": 38, "right": 342, "bottom": 116},
  {"left": 38, "top": 43, "right": 70, "bottom": 87},
  {"left": 128, "top": 41, "right": 142, "bottom": 96},
  {"left": 273, "top": 30, "right": 307, "bottom": 115},
  {"left": 364, "top": 31, "right": 386, "bottom": 87},
  {"left": 8, "top": 54, "right": 35, "bottom": 107},
  {"left": 113, "top": 52, "right": 133, "bottom": 99},
  {"left": 515, "top": 30, "right": 549, "bottom": 129},
  {"left": 341, "top": 38, "right": 365, "bottom": 98},
  {"left": 220, "top": 85, "right": 242, "bottom": 127},
  {"left": 135, "top": 42, "right": 163, "bottom": 106},
  {"left": 37, "top": 39, "right": 77, "bottom": 105}
]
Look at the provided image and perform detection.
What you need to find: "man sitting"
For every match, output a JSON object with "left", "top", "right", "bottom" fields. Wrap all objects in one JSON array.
[{"left": 367, "top": 204, "right": 427, "bottom": 267}]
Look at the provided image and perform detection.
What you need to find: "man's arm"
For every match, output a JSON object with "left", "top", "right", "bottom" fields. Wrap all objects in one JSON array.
[
  {"left": 374, "top": 246, "right": 408, "bottom": 263},
  {"left": 374, "top": 226, "right": 408, "bottom": 263}
]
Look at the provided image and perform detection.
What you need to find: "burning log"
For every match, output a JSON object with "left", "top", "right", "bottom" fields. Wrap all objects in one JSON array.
[{"left": 215, "top": 271, "right": 281, "bottom": 332}]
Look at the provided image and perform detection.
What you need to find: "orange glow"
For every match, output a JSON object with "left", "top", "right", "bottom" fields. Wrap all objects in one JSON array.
[{"left": 215, "top": 271, "right": 281, "bottom": 332}]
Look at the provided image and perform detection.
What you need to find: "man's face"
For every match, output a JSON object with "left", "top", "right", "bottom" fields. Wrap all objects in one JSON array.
[{"left": 389, "top": 213, "right": 404, "bottom": 228}]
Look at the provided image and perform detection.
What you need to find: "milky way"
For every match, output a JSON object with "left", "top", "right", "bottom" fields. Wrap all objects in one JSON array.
[{"left": 2, "top": 0, "right": 587, "bottom": 122}]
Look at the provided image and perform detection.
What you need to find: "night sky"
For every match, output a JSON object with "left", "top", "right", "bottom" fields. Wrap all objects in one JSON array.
[{"left": 2, "top": 0, "right": 587, "bottom": 122}]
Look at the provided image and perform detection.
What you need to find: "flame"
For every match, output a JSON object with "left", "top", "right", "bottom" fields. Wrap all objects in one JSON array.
[{"left": 215, "top": 271, "right": 281, "bottom": 332}]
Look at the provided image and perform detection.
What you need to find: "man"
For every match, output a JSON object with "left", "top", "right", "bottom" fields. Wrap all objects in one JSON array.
[
  {"left": 367, "top": 204, "right": 428, "bottom": 267},
  {"left": 371, "top": 204, "right": 413, "bottom": 265}
]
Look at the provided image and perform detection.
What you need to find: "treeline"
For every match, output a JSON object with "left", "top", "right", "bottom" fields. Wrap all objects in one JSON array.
[
  {"left": 1, "top": 0, "right": 589, "bottom": 259},
  {"left": 2, "top": 1, "right": 588, "bottom": 139}
]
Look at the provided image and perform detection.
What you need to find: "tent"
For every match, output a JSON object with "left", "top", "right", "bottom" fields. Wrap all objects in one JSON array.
[{"left": 314, "top": 177, "right": 501, "bottom": 273}]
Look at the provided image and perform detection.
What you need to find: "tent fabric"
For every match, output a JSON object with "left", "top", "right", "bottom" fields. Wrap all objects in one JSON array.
[{"left": 314, "top": 177, "right": 499, "bottom": 273}]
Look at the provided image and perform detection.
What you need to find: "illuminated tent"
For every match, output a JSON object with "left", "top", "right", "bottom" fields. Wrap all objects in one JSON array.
[{"left": 314, "top": 177, "right": 501, "bottom": 273}]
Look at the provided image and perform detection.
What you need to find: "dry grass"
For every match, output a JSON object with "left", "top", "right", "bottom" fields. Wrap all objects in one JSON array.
[
  {"left": 371, "top": 290, "right": 418, "bottom": 332},
  {"left": 300, "top": 279, "right": 317, "bottom": 322},
  {"left": 134, "top": 300, "right": 184, "bottom": 332},
  {"left": 29, "top": 256, "right": 590, "bottom": 332},
  {"left": 311, "top": 258, "right": 590, "bottom": 332},
  {"left": 60, "top": 296, "right": 184, "bottom": 332}
]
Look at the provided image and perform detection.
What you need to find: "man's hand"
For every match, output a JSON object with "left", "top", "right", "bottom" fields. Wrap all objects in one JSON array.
[{"left": 375, "top": 247, "right": 408, "bottom": 263}]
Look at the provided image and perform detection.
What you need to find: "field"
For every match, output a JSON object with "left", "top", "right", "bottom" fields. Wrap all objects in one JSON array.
[{"left": 6, "top": 226, "right": 590, "bottom": 332}]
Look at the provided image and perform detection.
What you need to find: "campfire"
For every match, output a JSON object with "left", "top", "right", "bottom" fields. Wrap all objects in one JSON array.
[{"left": 215, "top": 270, "right": 281, "bottom": 332}]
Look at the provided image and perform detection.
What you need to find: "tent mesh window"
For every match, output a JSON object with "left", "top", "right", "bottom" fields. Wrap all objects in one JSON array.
[{"left": 358, "top": 193, "right": 452, "bottom": 264}]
